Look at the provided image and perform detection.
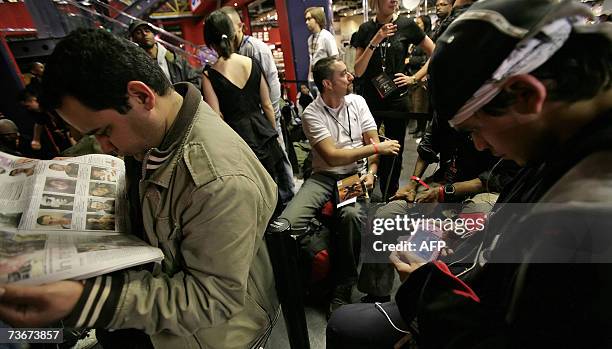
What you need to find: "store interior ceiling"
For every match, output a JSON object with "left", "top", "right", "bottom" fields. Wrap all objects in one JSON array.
[{"left": 249, "top": 0, "right": 437, "bottom": 28}]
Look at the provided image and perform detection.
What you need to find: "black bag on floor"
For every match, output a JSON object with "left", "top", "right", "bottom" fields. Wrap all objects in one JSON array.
[{"left": 296, "top": 218, "right": 332, "bottom": 303}]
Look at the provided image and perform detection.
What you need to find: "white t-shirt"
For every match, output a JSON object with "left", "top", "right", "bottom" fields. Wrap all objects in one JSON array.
[
  {"left": 302, "top": 94, "right": 378, "bottom": 175},
  {"left": 307, "top": 29, "right": 339, "bottom": 79}
]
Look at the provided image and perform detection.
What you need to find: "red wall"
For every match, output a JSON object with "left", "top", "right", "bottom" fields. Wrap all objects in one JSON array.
[{"left": 0, "top": 2, "right": 36, "bottom": 36}]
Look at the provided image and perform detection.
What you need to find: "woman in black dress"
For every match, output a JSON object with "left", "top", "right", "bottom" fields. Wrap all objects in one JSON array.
[{"left": 202, "top": 10, "right": 289, "bottom": 209}]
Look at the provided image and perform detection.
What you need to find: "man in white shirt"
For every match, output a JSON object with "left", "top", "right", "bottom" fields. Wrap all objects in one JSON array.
[
  {"left": 305, "top": 7, "right": 339, "bottom": 96},
  {"left": 220, "top": 6, "right": 296, "bottom": 204},
  {"left": 279, "top": 56, "right": 400, "bottom": 316}
]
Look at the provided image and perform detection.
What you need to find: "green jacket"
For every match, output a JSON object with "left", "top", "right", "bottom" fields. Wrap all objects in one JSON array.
[{"left": 65, "top": 84, "right": 279, "bottom": 348}]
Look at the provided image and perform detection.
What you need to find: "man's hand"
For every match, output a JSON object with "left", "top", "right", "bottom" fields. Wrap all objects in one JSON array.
[
  {"left": 360, "top": 173, "right": 376, "bottom": 191},
  {"left": 390, "top": 251, "right": 426, "bottom": 282},
  {"left": 415, "top": 187, "right": 439, "bottom": 203},
  {"left": 0, "top": 281, "right": 83, "bottom": 327},
  {"left": 30, "top": 140, "right": 41, "bottom": 150},
  {"left": 390, "top": 182, "right": 417, "bottom": 202},
  {"left": 377, "top": 140, "right": 401, "bottom": 156},
  {"left": 393, "top": 73, "right": 417, "bottom": 88}
]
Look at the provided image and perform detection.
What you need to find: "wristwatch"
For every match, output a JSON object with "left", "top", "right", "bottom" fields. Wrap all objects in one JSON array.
[
  {"left": 368, "top": 43, "right": 378, "bottom": 51},
  {"left": 368, "top": 170, "right": 378, "bottom": 183},
  {"left": 444, "top": 184, "right": 456, "bottom": 201}
]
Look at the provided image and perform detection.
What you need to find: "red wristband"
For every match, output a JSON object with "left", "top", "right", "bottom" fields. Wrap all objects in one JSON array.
[
  {"left": 410, "top": 175, "right": 430, "bottom": 189},
  {"left": 372, "top": 142, "right": 379, "bottom": 154},
  {"left": 438, "top": 186, "right": 445, "bottom": 203}
]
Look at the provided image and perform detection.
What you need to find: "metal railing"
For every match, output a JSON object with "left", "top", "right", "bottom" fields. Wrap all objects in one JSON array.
[{"left": 51, "top": 0, "right": 204, "bottom": 66}]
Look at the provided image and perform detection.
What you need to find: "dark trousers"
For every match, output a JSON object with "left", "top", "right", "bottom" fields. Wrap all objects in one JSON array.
[
  {"left": 279, "top": 173, "right": 366, "bottom": 287},
  {"left": 374, "top": 117, "right": 407, "bottom": 199},
  {"left": 327, "top": 302, "right": 410, "bottom": 348}
]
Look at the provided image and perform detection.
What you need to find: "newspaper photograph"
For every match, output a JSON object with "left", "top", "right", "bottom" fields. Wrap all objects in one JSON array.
[
  {"left": 0, "top": 231, "right": 163, "bottom": 285},
  {"left": 0, "top": 151, "right": 128, "bottom": 232},
  {"left": 0, "top": 151, "right": 163, "bottom": 285}
]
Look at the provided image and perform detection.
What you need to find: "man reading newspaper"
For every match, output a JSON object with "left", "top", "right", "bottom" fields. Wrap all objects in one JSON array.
[{"left": 0, "top": 29, "right": 279, "bottom": 349}]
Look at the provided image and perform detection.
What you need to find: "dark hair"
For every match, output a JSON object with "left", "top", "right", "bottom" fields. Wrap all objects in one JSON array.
[
  {"left": 417, "top": 15, "right": 432, "bottom": 34},
  {"left": 204, "top": 10, "right": 235, "bottom": 59},
  {"left": 39, "top": 29, "right": 171, "bottom": 114},
  {"left": 29, "top": 62, "right": 43, "bottom": 72},
  {"left": 36, "top": 215, "right": 50, "bottom": 225},
  {"left": 482, "top": 31, "right": 612, "bottom": 116},
  {"left": 18, "top": 89, "right": 37, "bottom": 103},
  {"left": 313, "top": 56, "right": 340, "bottom": 92}
]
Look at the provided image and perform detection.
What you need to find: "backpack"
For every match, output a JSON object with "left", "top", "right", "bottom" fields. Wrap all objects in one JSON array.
[{"left": 296, "top": 217, "right": 332, "bottom": 303}]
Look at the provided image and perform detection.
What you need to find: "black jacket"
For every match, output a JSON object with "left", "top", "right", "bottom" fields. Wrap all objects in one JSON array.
[{"left": 396, "top": 110, "right": 612, "bottom": 348}]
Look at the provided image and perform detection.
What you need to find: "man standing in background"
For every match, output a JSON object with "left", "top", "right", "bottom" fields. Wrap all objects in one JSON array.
[
  {"left": 128, "top": 20, "right": 201, "bottom": 86},
  {"left": 305, "top": 7, "right": 339, "bottom": 96}
]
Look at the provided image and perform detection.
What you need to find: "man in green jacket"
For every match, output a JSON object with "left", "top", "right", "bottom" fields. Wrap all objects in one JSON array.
[{"left": 0, "top": 28, "right": 279, "bottom": 349}]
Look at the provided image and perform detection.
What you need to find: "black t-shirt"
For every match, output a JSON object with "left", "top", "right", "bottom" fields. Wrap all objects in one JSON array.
[{"left": 353, "top": 16, "right": 425, "bottom": 111}]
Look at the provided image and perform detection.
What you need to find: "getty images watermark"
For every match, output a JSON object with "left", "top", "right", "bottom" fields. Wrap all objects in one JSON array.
[
  {"left": 362, "top": 203, "right": 612, "bottom": 264},
  {"left": 370, "top": 214, "right": 485, "bottom": 251},
  {"left": 361, "top": 203, "right": 488, "bottom": 263}
]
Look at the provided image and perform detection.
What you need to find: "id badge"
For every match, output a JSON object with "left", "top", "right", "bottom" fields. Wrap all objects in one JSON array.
[{"left": 371, "top": 72, "right": 398, "bottom": 99}]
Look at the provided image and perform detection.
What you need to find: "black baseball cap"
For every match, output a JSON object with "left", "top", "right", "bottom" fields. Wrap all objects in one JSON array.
[
  {"left": 128, "top": 19, "right": 151, "bottom": 38},
  {"left": 428, "top": 0, "right": 592, "bottom": 123}
]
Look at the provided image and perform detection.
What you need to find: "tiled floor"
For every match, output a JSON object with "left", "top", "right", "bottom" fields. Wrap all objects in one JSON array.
[{"left": 266, "top": 125, "right": 427, "bottom": 349}]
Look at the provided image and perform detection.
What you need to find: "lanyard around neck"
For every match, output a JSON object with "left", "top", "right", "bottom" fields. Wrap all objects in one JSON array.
[
  {"left": 324, "top": 105, "right": 352, "bottom": 143},
  {"left": 310, "top": 32, "right": 319, "bottom": 55}
]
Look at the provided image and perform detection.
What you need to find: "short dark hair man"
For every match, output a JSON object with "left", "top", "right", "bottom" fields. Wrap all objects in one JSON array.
[
  {"left": 434, "top": 0, "right": 453, "bottom": 22},
  {"left": 279, "top": 56, "right": 400, "bottom": 316},
  {"left": 431, "top": 0, "right": 475, "bottom": 41},
  {"left": 128, "top": 20, "right": 201, "bottom": 86},
  {"left": 0, "top": 28, "right": 279, "bottom": 349}
]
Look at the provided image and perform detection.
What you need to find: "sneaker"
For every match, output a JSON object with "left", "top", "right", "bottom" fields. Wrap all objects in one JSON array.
[{"left": 360, "top": 294, "right": 391, "bottom": 303}]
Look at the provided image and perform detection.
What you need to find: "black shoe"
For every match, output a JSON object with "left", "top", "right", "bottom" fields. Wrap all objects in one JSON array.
[
  {"left": 327, "top": 296, "right": 349, "bottom": 319},
  {"left": 360, "top": 294, "right": 391, "bottom": 303},
  {"left": 327, "top": 284, "right": 353, "bottom": 318}
]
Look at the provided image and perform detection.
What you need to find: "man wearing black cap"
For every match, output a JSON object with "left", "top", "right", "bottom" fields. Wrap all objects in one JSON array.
[
  {"left": 0, "top": 119, "right": 22, "bottom": 156},
  {"left": 128, "top": 20, "right": 200, "bottom": 86},
  {"left": 328, "top": 0, "right": 612, "bottom": 347}
]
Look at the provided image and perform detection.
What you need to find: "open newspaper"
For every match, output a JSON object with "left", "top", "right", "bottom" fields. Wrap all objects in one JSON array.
[{"left": 0, "top": 151, "right": 163, "bottom": 285}]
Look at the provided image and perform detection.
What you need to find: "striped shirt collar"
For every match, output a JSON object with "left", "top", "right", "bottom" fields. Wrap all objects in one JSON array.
[{"left": 144, "top": 83, "right": 200, "bottom": 175}]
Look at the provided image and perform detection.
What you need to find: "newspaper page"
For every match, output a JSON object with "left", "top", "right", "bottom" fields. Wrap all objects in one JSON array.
[
  {"left": 0, "top": 151, "right": 163, "bottom": 285},
  {"left": 0, "top": 231, "right": 163, "bottom": 285},
  {"left": 0, "top": 151, "right": 127, "bottom": 233}
]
